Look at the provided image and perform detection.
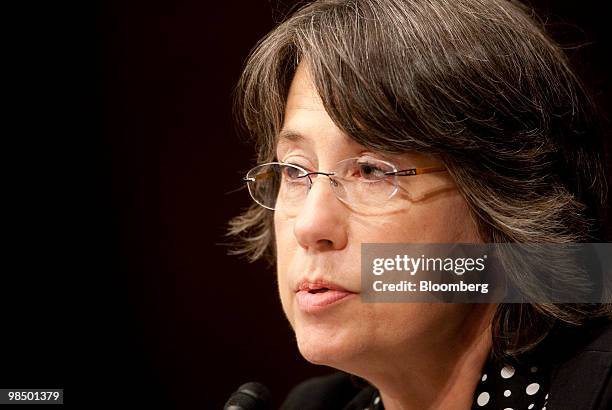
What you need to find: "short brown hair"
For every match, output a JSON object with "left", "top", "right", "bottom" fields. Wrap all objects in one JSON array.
[{"left": 228, "top": 0, "right": 611, "bottom": 361}]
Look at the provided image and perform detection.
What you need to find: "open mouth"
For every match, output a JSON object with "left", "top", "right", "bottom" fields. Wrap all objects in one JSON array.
[
  {"left": 297, "top": 279, "right": 347, "bottom": 294},
  {"left": 308, "top": 288, "right": 330, "bottom": 294},
  {"left": 295, "top": 285, "right": 355, "bottom": 312}
]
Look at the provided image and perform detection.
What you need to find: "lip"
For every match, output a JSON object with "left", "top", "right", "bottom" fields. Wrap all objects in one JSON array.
[{"left": 295, "top": 279, "right": 357, "bottom": 314}]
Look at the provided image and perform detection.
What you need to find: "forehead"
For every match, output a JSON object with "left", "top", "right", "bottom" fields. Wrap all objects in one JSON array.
[
  {"left": 278, "top": 63, "right": 359, "bottom": 153},
  {"left": 276, "top": 63, "right": 435, "bottom": 167},
  {"left": 284, "top": 62, "right": 320, "bottom": 109}
]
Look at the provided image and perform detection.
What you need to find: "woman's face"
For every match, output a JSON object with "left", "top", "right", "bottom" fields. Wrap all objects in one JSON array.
[{"left": 274, "top": 63, "right": 484, "bottom": 373}]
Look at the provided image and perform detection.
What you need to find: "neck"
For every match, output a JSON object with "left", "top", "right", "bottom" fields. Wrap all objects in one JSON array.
[{"left": 360, "top": 304, "right": 495, "bottom": 410}]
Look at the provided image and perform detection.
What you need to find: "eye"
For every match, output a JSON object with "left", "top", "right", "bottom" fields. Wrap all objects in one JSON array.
[
  {"left": 356, "top": 162, "right": 388, "bottom": 181},
  {"left": 281, "top": 164, "right": 307, "bottom": 181}
]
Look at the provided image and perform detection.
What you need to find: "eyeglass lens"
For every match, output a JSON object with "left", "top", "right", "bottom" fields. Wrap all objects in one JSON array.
[{"left": 245, "top": 158, "right": 399, "bottom": 213}]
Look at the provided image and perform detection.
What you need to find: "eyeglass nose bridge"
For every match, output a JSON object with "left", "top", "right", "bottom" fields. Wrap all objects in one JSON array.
[
  {"left": 301, "top": 171, "right": 340, "bottom": 189},
  {"left": 295, "top": 170, "right": 348, "bottom": 213}
]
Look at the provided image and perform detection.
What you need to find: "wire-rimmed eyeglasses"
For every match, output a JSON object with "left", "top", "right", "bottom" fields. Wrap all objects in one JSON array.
[{"left": 243, "top": 156, "right": 447, "bottom": 213}]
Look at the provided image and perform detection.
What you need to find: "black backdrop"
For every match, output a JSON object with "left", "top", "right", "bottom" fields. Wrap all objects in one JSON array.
[{"left": 2, "top": 0, "right": 610, "bottom": 408}]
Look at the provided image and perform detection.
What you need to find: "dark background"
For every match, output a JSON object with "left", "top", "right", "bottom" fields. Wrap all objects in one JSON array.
[{"left": 2, "top": 0, "right": 610, "bottom": 408}]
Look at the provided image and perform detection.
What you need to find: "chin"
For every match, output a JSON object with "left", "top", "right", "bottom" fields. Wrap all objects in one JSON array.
[{"left": 293, "top": 320, "right": 367, "bottom": 368}]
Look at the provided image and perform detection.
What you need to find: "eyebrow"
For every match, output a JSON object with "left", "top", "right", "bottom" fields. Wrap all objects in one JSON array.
[{"left": 277, "top": 129, "right": 305, "bottom": 144}]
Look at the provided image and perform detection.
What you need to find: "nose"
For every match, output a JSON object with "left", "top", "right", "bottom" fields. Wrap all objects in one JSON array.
[{"left": 293, "top": 175, "right": 348, "bottom": 252}]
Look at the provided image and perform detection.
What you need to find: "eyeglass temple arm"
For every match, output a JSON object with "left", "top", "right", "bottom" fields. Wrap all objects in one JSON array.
[
  {"left": 244, "top": 170, "right": 323, "bottom": 183},
  {"left": 243, "top": 171, "right": 276, "bottom": 182},
  {"left": 385, "top": 165, "right": 447, "bottom": 177}
]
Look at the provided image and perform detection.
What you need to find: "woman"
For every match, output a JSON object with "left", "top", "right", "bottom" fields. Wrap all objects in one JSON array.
[{"left": 229, "top": 0, "right": 612, "bottom": 408}]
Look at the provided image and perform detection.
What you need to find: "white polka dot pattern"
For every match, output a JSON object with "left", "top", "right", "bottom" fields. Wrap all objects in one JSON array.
[
  {"left": 500, "top": 365, "right": 515, "bottom": 379},
  {"left": 470, "top": 358, "right": 549, "bottom": 410},
  {"left": 368, "top": 357, "right": 550, "bottom": 409},
  {"left": 477, "top": 392, "right": 490, "bottom": 406},
  {"left": 526, "top": 383, "right": 540, "bottom": 395}
]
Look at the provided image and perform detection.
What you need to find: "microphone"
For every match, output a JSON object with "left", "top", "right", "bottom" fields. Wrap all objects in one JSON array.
[{"left": 223, "top": 382, "right": 271, "bottom": 410}]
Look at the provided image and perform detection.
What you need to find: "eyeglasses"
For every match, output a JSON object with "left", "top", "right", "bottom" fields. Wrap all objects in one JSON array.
[{"left": 243, "top": 157, "right": 447, "bottom": 214}]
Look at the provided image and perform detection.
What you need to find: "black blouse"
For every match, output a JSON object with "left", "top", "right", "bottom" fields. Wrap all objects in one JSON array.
[
  {"left": 470, "top": 355, "right": 551, "bottom": 410},
  {"left": 361, "top": 354, "right": 552, "bottom": 409}
]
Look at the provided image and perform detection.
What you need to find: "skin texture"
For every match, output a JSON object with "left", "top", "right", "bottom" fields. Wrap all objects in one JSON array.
[{"left": 274, "top": 63, "right": 497, "bottom": 410}]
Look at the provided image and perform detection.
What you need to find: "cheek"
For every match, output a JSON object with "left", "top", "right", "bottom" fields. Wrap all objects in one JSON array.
[
  {"left": 274, "top": 212, "right": 296, "bottom": 320},
  {"left": 425, "top": 191, "right": 481, "bottom": 242},
  {"left": 274, "top": 212, "right": 294, "bottom": 274},
  {"left": 368, "top": 304, "right": 442, "bottom": 341},
  {"left": 380, "top": 190, "right": 481, "bottom": 243}
]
